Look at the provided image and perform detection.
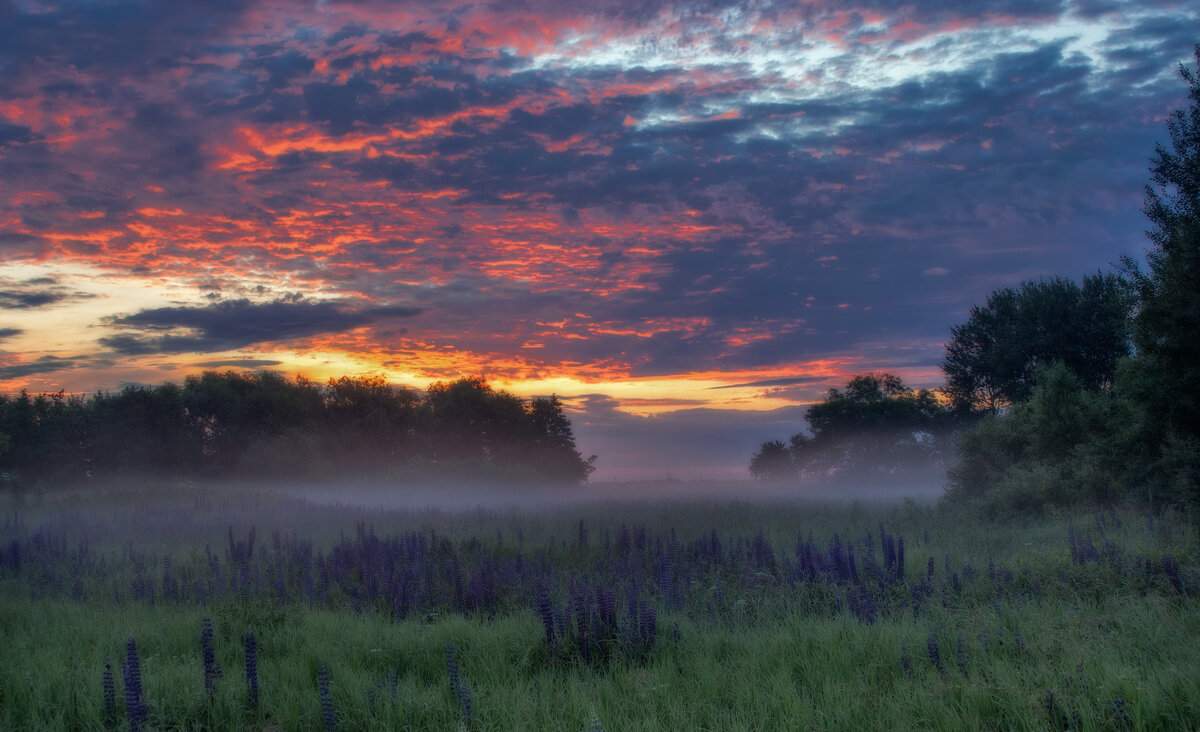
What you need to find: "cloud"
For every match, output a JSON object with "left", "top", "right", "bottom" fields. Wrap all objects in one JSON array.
[
  {"left": 0, "top": 290, "right": 67, "bottom": 309},
  {"left": 190, "top": 358, "right": 285, "bottom": 368},
  {"left": 710, "top": 376, "right": 830, "bottom": 390},
  {"left": 99, "top": 298, "right": 421, "bottom": 355},
  {"left": 0, "top": 355, "right": 81, "bottom": 379},
  {"left": 0, "top": 0, "right": 1195, "bottom": 398},
  {"left": 0, "top": 279, "right": 95, "bottom": 309},
  {"left": 0, "top": 328, "right": 23, "bottom": 340}
]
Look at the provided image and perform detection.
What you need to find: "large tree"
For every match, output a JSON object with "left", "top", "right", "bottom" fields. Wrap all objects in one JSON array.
[
  {"left": 1119, "top": 44, "right": 1200, "bottom": 501},
  {"left": 941, "top": 274, "right": 1131, "bottom": 412}
]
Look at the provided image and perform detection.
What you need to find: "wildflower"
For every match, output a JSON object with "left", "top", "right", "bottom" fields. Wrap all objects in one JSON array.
[
  {"left": 318, "top": 663, "right": 336, "bottom": 731},
  {"left": 445, "top": 646, "right": 472, "bottom": 723},
  {"left": 244, "top": 630, "right": 259, "bottom": 710},
  {"left": 123, "top": 638, "right": 144, "bottom": 732},
  {"left": 102, "top": 662, "right": 117, "bottom": 728},
  {"left": 926, "top": 630, "right": 942, "bottom": 672},
  {"left": 201, "top": 618, "right": 220, "bottom": 697},
  {"left": 537, "top": 591, "right": 555, "bottom": 649}
]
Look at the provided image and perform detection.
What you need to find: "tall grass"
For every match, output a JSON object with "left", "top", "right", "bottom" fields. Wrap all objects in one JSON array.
[{"left": 1, "top": 484, "right": 1197, "bottom": 729}]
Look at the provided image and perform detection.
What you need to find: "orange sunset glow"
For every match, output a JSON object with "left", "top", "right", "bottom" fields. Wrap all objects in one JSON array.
[{"left": 1, "top": 0, "right": 1194, "bottom": 477}]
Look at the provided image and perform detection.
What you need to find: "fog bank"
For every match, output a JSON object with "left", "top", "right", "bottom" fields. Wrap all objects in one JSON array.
[{"left": 275, "top": 476, "right": 946, "bottom": 511}]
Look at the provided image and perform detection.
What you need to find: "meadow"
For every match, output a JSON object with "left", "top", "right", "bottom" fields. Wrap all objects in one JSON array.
[{"left": 1, "top": 481, "right": 1198, "bottom": 730}]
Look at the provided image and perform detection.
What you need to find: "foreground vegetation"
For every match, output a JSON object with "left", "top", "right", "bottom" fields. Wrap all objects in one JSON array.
[{"left": 2, "top": 484, "right": 1197, "bottom": 729}]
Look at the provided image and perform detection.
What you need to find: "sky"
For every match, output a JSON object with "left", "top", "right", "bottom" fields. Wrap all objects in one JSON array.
[{"left": 0, "top": 0, "right": 1196, "bottom": 480}]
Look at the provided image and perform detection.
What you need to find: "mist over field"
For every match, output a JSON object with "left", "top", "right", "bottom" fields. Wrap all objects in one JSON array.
[
  {"left": 275, "top": 476, "right": 947, "bottom": 511},
  {"left": 3, "top": 0, "right": 1200, "bottom": 726}
]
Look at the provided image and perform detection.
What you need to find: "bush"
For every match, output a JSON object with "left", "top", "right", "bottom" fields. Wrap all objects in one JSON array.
[{"left": 946, "top": 362, "right": 1131, "bottom": 515}]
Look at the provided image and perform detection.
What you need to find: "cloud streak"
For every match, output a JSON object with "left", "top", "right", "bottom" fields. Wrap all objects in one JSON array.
[{"left": 100, "top": 298, "right": 421, "bottom": 355}]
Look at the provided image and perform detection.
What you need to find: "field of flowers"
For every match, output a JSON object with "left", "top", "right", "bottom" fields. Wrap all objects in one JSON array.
[{"left": 1, "top": 483, "right": 1198, "bottom": 730}]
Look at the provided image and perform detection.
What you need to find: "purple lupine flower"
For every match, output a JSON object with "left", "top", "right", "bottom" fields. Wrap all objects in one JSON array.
[
  {"left": 597, "top": 586, "right": 617, "bottom": 631},
  {"left": 102, "top": 662, "right": 117, "bottom": 727},
  {"left": 446, "top": 646, "right": 458, "bottom": 689},
  {"left": 538, "top": 591, "right": 556, "bottom": 649},
  {"left": 457, "top": 678, "right": 472, "bottom": 723},
  {"left": 445, "top": 646, "right": 471, "bottom": 722},
  {"left": 1042, "top": 691, "right": 1073, "bottom": 729},
  {"left": 574, "top": 592, "right": 591, "bottom": 664},
  {"left": 1112, "top": 698, "right": 1129, "bottom": 730},
  {"left": 926, "top": 630, "right": 942, "bottom": 672},
  {"left": 201, "top": 617, "right": 220, "bottom": 697},
  {"left": 317, "top": 663, "right": 337, "bottom": 731},
  {"left": 123, "top": 638, "right": 144, "bottom": 732},
  {"left": 899, "top": 644, "right": 912, "bottom": 679},
  {"left": 244, "top": 630, "right": 259, "bottom": 710},
  {"left": 639, "top": 604, "right": 657, "bottom": 652},
  {"left": 1162, "top": 554, "right": 1183, "bottom": 593}
]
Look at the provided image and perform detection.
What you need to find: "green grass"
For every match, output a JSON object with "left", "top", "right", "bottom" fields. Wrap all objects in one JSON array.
[
  {"left": 3, "top": 592, "right": 1198, "bottom": 730},
  {"left": 1, "top": 486, "right": 1198, "bottom": 730}
]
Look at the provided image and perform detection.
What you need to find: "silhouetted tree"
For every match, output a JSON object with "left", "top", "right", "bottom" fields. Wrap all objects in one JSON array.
[
  {"left": 526, "top": 396, "right": 596, "bottom": 482},
  {"left": 749, "top": 439, "right": 795, "bottom": 479},
  {"left": 750, "top": 373, "right": 951, "bottom": 480},
  {"left": 322, "top": 374, "right": 421, "bottom": 468},
  {"left": 941, "top": 274, "right": 1131, "bottom": 412},
  {"left": 803, "top": 373, "right": 949, "bottom": 476},
  {"left": 0, "top": 370, "right": 596, "bottom": 485}
]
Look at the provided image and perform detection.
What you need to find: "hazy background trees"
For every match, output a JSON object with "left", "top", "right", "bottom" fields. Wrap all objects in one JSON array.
[
  {"left": 0, "top": 372, "right": 595, "bottom": 486},
  {"left": 750, "top": 373, "right": 953, "bottom": 481}
]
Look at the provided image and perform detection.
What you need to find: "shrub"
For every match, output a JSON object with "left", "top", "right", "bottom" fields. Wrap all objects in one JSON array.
[{"left": 946, "top": 362, "right": 1131, "bottom": 515}]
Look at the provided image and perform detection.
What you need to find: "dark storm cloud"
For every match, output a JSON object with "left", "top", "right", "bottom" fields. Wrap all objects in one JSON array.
[
  {"left": 99, "top": 298, "right": 422, "bottom": 355},
  {"left": 0, "top": 0, "right": 253, "bottom": 71}
]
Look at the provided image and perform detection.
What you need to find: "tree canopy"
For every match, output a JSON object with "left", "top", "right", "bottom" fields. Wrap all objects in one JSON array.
[
  {"left": 947, "top": 46, "right": 1200, "bottom": 515},
  {"left": 1116, "top": 43, "right": 1200, "bottom": 504},
  {"left": 940, "top": 274, "right": 1131, "bottom": 412},
  {"left": 0, "top": 371, "right": 595, "bottom": 485}
]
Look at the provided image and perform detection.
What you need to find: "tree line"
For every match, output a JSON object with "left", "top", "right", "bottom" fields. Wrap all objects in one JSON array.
[
  {"left": 751, "top": 46, "right": 1200, "bottom": 517},
  {"left": 0, "top": 371, "right": 596, "bottom": 485}
]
